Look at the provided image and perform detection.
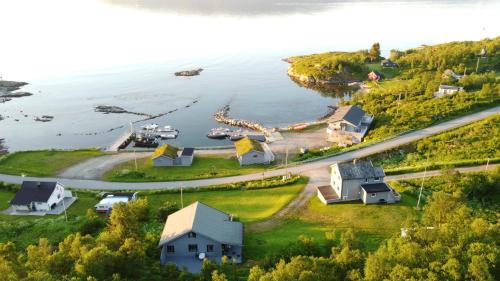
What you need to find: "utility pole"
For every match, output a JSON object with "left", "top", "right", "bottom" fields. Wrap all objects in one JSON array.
[
  {"left": 476, "top": 57, "right": 480, "bottom": 73},
  {"left": 396, "top": 92, "right": 402, "bottom": 116},
  {"left": 485, "top": 158, "right": 490, "bottom": 171},
  {"left": 284, "top": 140, "right": 289, "bottom": 179},
  {"left": 416, "top": 154, "right": 430, "bottom": 210},
  {"left": 180, "top": 185, "right": 184, "bottom": 208},
  {"left": 62, "top": 196, "right": 68, "bottom": 222},
  {"left": 134, "top": 149, "right": 138, "bottom": 171}
]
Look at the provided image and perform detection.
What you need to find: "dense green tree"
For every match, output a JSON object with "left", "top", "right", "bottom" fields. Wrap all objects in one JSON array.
[{"left": 369, "top": 43, "right": 381, "bottom": 62}]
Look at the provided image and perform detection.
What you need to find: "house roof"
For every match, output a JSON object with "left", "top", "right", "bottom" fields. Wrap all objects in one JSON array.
[
  {"left": 152, "top": 144, "right": 179, "bottom": 159},
  {"left": 439, "top": 85, "right": 461, "bottom": 90},
  {"left": 102, "top": 192, "right": 137, "bottom": 200},
  {"left": 327, "top": 105, "right": 366, "bottom": 126},
  {"left": 361, "top": 183, "right": 391, "bottom": 193},
  {"left": 332, "top": 161, "right": 385, "bottom": 180},
  {"left": 158, "top": 201, "right": 243, "bottom": 247},
  {"left": 234, "top": 137, "right": 264, "bottom": 156},
  {"left": 10, "top": 181, "right": 60, "bottom": 205},
  {"left": 181, "top": 148, "right": 195, "bottom": 156}
]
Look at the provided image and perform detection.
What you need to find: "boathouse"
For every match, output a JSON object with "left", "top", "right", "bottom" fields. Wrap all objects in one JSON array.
[
  {"left": 152, "top": 144, "right": 194, "bottom": 167},
  {"left": 234, "top": 137, "right": 274, "bottom": 166}
]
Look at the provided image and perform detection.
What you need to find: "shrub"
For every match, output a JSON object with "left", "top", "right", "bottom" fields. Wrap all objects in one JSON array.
[{"left": 157, "top": 201, "right": 180, "bottom": 222}]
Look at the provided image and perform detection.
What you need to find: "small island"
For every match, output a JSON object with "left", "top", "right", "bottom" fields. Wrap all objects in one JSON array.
[
  {"left": 0, "top": 80, "right": 33, "bottom": 103},
  {"left": 174, "top": 68, "right": 203, "bottom": 76}
]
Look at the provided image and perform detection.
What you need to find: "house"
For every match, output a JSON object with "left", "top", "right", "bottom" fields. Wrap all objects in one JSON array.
[
  {"left": 381, "top": 59, "right": 398, "bottom": 68},
  {"left": 326, "top": 105, "right": 374, "bottom": 146},
  {"left": 10, "top": 181, "right": 69, "bottom": 212},
  {"left": 95, "top": 192, "right": 138, "bottom": 213},
  {"left": 152, "top": 144, "right": 194, "bottom": 167},
  {"left": 367, "top": 71, "right": 381, "bottom": 81},
  {"left": 317, "top": 160, "right": 400, "bottom": 204},
  {"left": 442, "top": 69, "right": 464, "bottom": 81},
  {"left": 159, "top": 201, "right": 243, "bottom": 273},
  {"left": 234, "top": 137, "right": 274, "bottom": 166},
  {"left": 434, "top": 85, "right": 464, "bottom": 98}
]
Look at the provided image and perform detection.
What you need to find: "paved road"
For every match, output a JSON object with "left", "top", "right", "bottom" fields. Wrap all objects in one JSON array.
[
  {"left": 1, "top": 106, "right": 498, "bottom": 190},
  {"left": 385, "top": 164, "right": 498, "bottom": 181}
]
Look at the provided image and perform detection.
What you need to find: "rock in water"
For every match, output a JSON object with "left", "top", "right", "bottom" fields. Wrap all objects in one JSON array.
[{"left": 174, "top": 68, "right": 203, "bottom": 76}]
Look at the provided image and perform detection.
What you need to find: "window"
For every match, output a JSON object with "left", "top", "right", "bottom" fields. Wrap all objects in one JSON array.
[
  {"left": 206, "top": 244, "right": 214, "bottom": 252},
  {"left": 374, "top": 177, "right": 380, "bottom": 181},
  {"left": 188, "top": 232, "right": 196, "bottom": 238},
  {"left": 253, "top": 154, "right": 258, "bottom": 158},
  {"left": 166, "top": 245, "right": 175, "bottom": 253},
  {"left": 188, "top": 244, "right": 198, "bottom": 252},
  {"left": 364, "top": 178, "right": 368, "bottom": 183},
  {"left": 371, "top": 193, "right": 376, "bottom": 198}
]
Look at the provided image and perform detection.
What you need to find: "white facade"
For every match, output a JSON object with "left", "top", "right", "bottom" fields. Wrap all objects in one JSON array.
[{"left": 11, "top": 183, "right": 65, "bottom": 212}]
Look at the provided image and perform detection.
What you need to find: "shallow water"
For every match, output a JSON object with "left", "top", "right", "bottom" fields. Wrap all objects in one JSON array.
[{"left": 0, "top": 0, "right": 498, "bottom": 151}]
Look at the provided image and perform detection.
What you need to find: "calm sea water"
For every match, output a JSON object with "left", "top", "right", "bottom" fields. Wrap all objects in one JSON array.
[{"left": 0, "top": 0, "right": 498, "bottom": 151}]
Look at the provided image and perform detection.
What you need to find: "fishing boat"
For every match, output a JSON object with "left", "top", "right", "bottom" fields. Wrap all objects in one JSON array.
[
  {"left": 293, "top": 124, "right": 308, "bottom": 130},
  {"left": 141, "top": 123, "right": 159, "bottom": 131},
  {"left": 157, "top": 125, "right": 176, "bottom": 132},
  {"left": 229, "top": 134, "right": 244, "bottom": 141},
  {"left": 207, "top": 128, "right": 231, "bottom": 139},
  {"left": 160, "top": 133, "right": 178, "bottom": 139}
]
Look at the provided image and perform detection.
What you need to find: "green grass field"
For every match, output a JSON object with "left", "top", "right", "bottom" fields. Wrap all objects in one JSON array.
[
  {"left": 104, "top": 154, "right": 270, "bottom": 182},
  {"left": 0, "top": 149, "right": 104, "bottom": 176},
  {"left": 0, "top": 178, "right": 305, "bottom": 249},
  {"left": 245, "top": 183, "right": 419, "bottom": 259}
]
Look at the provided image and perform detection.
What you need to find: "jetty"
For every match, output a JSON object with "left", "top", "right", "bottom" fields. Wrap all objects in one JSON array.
[
  {"left": 213, "top": 105, "right": 270, "bottom": 136},
  {"left": 107, "top": 126, "right": 134, "bottom": 152}
]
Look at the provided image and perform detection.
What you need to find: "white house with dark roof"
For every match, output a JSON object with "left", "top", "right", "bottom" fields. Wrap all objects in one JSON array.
[
  {"left": 10, "top": 181, "right": 69, "bottom": 212},
  {"left": 326, "top": 105, "right": 373, "bottom": 146},
  {"left": 159, "top": 201, "right": 243, "bottom": 273},
  {"left": 317, "top": 160, "right": 400, "bottom": 204}
]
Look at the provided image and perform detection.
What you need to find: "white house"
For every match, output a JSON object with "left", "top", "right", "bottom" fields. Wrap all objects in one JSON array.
[
  {"left": 326, "top": 105, "right": 374, "bottom": 146},
  {"left": 10, "top": 181, "right": 68, "bottom": 212},
  {"left": 95, "top": 192, "right": 138, "bottom": 213},
  {"left": 434, "top": 85, "right": 464, "bottom": 98},
  {"left": 317, "top": 160, "right": 400, "bottom": 204},
  {"left": 234, "top": 137, "right": 274, "bottom": 166}
]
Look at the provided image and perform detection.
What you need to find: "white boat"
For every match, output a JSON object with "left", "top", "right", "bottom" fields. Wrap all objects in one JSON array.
[
  {"left": 157, "top": 125, "right": 177, "bottom": 132},
  {"left": 141, "top": 123, "right": 159, "bottom": 130},
  {"left": 160, "top": 133, "right": 178, "bottom": 139}
]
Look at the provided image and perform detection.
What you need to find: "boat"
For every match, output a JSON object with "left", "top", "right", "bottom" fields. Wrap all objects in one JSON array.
[
  {"left": 229, "top": 134, "right": 244, "bottom": 141},
  {"left": 293, "top": 124, "right": 308, "bottom": 130},
  {"left": 160, "top": 133, "right": 178, "bottom": 139},
  {"left": 207, "top": 127, "right": 231, "bottom": 139},
  {"left": 141, "top": 123, "right": 159, "bottom": 130},
  {"left": 157, "top": 125, "right": 178, "bottom": 133}
]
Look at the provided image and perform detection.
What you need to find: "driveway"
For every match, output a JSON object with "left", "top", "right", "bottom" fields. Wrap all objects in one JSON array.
[{"left": 0, "top": 106, "right": 498, "bottom": 190}]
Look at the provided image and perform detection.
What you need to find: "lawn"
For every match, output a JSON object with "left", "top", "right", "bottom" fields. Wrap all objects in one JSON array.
[
  {"left": 245, "top": 183, "right": 419, "bottom": 260},
  {"left": 0, "top": 149, "right": 104, "bottom": 176},
  {"left": 104, "top": 154, "right": 270, "bottom": 182},
  {"left": 0, "top": 178, "right": 305, "bottom": 249}
]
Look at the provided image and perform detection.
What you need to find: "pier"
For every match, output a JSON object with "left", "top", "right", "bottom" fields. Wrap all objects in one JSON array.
[
  {"left": 107, "top": 126, "right": 134, "bottom": 152},
  {"left": 214, "top": 105, "right": 271, "bottom": 136}
]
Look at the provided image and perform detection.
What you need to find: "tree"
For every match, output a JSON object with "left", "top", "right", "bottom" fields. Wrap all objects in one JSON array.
[
  {"left": 211, "top": 270, "right": 228, "bottom": 281},
  {"left": 369, "top": 43, "right": 381, "bottom": 62},
  {"left": 157, "top": 201, "right": 180, "bottom": 222}
]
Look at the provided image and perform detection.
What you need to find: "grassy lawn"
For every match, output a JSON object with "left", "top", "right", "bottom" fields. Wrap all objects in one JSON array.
[
  {"left": 245, "top": 183, "right": 419, "bottom": 260},
  {"left": 0, "top": 178, "right": 305, "bottom": 249},
  {"left": 104, "top": 154, "right": 270, "bottom": 182},
  {"left": 0, "top": 149, "right": 104, "bottom": 176},
  {"left": 365, "top": 63, "right": 401, "bottom": 78}
]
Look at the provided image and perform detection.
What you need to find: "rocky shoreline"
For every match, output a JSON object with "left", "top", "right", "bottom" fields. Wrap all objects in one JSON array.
[
  {"left": 174, "top": 68, "right": 203, "bottom": 76},
  {"left": 94, "top": 105, "right": 152, "bottom": 117},
  {"left": 0, "top": 80, "right": 33, "bottom": 103}
]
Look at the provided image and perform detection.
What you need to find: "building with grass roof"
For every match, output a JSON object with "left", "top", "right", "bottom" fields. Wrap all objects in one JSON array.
[
  {"left": 152, "top": 144, "right": 194, "bottom": 167},
  {"left": 234, "top": 137, "right": 274, "bottom": 166}
]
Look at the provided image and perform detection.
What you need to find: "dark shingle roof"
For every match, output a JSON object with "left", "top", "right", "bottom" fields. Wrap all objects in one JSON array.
[
  {"left": 181, "top": 148, "right": 194, "bottom": 156},
  {"left": 361, "top": 183, "right": 391, "bottom": 193},
  {"left": 328, "top": 105, "right": 365, "bottom": 126},
  {"left": 10, "top": 181, "right": 58, "bottom": 205},
  {"left": 334, "top": 161, "right": 385, "bottom": 180}
]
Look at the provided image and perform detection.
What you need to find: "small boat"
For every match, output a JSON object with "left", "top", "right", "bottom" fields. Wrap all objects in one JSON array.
[
  {"left": 160, "top": 133, "right": 178, "bottom": 139},
  {"left": 157, "top": 125, "right": 177, "bottom": 133},
  {"left": 229, "top": 134, "right": 244, "bottom": 141},
  {"left": 293, "top": 124, "right": 308, "bottom": 130},
  {"left": 207, "top": 127, "right": 231, "bottom": 139},
  {"left": 141, "top": 123, "right": 159, "bottom": 130}
]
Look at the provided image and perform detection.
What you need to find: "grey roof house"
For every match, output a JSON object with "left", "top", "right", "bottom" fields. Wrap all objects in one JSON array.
[
  {"left": 159, "top": 201, "right": 243, "bottom": 273},
  {"left": 317, "top": 160, "right": 401, "bottom": 204},
  {"left": 152, "top": 144, "right": 194, "bottom": 167},
  {"left": 326, "top": 105, "right": 373, "bottom": 146},
  {"left": 10, "top": 181, "right": 72, "bottom": 213}
]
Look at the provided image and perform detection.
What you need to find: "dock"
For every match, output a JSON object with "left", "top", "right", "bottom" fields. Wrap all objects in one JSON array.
[{"left": 107, "top": 127, "right": 134, "bottom": 152}]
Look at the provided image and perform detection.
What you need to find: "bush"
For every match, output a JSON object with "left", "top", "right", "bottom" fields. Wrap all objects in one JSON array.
[{"left": 157, "top": 201, "right": 180, "bottom": 222}]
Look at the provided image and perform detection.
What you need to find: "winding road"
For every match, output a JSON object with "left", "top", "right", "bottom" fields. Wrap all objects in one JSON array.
[{"left": 0, "top": 106, "right": 498, "bottom": 190}]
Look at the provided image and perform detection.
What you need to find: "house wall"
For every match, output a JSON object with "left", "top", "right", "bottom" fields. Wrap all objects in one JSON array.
[
  {"left": 11, "top": 204, "right": 30, "bottom": 211},
  {"left": 153, "top": 156, "right": 174, "bottom": 167},
  {"left": 330, "top": 166, "right": 385, "bottom": 201},
  {"left": 178, "top": 155, "right": 194, "bottom": 166},
  {"left": 239, "top": 150, "right": 267, "bottom": 165},
  {"left": 361, "top": 190, "right": 393, "bottom": 204},
  {"left": 161, "top": 232, "right": 242, "bottom": 264},
  {"left": 44, "top": 184, "right": 65, "bottom": 210}
]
